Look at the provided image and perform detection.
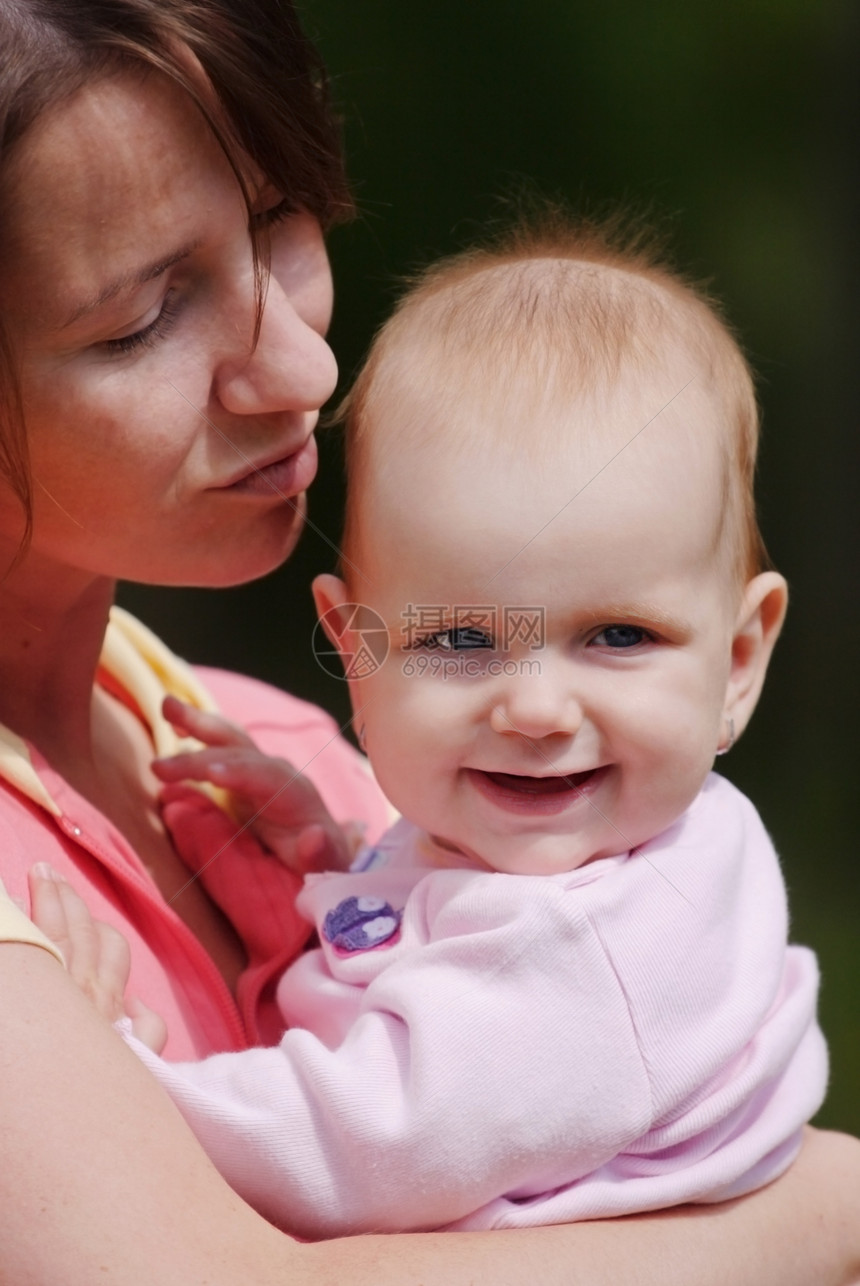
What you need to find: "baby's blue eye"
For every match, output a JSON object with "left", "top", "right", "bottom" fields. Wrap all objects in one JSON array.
[
  {"left": 417, "top": 627, "right": 494, "bottom": 651},
  {"left": 592, "top": 625, "right": 649, "bottom": 649}
]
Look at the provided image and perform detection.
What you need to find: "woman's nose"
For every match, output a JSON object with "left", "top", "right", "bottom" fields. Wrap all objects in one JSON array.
[
  {"left": 489, "top": 668, "right": 584, "bottom": 742},
  {"left": 214, "top": 268, "right": 338, "bottom": 418}
]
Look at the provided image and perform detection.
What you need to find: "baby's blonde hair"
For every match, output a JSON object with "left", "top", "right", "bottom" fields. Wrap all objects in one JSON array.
[{"left": 340, "top": 209, "right": 769, "bottom": 588}]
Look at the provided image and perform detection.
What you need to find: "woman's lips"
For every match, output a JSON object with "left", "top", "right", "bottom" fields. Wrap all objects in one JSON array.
[
  {"left": 220, "top": 434, "right": 318, "bottom": 498},
  {"left": 466, "top": 766, "right": 604, "bottom": 815}
]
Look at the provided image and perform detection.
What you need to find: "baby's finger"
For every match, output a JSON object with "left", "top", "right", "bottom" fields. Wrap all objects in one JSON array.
[
  {"left": 294, "top": 824, "right": 330, "bottom": 872},
  {"left": 151, "top": 745, "right": 270, "bottom": 784},
  {"left": 263, "top": 823, "right": 352, "bottom": 875},
  {"left": 161, "top": 696, "right": 255, "bottom": 750},
  {"left": 295, "top": 823, "right": 354, "bottom": 873},
  {"left": 156, "top": 749, "right": 314, "bottom": 818},
  {"left": 201, "top": 755, "right": 312, "bottom": 813}
]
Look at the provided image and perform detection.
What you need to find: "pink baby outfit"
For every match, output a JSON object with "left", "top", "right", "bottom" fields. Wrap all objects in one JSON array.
[
  {"left": 125, "top": 772, "right": 826, "bottom": 1236},
  {"left": 0, "top": 607, "right": 390, "bottom": 1058}
]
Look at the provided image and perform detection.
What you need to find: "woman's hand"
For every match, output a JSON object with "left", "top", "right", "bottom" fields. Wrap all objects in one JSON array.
[
  {"left": 155, "top": 696, "right": 353, "bottom": 874},
  {"left": 27, "top": 865, "right": 167, "bottom": 1053}
]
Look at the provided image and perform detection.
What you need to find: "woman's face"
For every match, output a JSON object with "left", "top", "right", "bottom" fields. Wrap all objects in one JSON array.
[{"left": 0, "top": 69, "right": 338, "bottom": 587}]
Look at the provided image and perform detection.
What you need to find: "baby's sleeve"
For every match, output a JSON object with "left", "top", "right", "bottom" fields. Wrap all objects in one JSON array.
[{"left": 121, "top": 870, "right": 653, "bottom": 1238}]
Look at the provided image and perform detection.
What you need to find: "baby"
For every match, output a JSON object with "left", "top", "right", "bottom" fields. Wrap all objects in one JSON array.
[{"left": 35, "top": 215, "right": 827, "bottom": 1238}]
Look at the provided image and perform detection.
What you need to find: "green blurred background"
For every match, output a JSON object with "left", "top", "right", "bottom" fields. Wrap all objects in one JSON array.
[{"left": 120, "top": 1, "right": 859, "bottom": 1133}]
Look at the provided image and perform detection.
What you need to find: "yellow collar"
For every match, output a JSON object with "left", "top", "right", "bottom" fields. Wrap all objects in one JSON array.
[{"left": 0, "top": 606, "right": 218, "bottom": 817}]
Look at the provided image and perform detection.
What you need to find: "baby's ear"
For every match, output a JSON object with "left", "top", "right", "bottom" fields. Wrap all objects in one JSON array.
[
  {"left": 311, "top": 574, "right": 353, "bottom": 654},
  {"left": 725, "top": 572, "right": 788, "bottom": 737}
]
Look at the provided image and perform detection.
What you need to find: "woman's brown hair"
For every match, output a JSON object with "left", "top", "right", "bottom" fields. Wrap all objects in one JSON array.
[{"left": 0, "top": 0, "right": 352, "bottom": 549}]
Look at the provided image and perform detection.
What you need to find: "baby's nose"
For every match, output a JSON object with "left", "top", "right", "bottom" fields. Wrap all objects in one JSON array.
[{"left": 489, "top": 667, "right": 583, "bottom": 741}]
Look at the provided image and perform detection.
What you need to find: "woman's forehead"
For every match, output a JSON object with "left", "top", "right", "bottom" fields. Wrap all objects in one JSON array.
[
  {"left": 0, "top": 71, "right": 236, "bottom": 329},
  {"left": 4, "top": 70, "right": 217, "bottom": 220}
]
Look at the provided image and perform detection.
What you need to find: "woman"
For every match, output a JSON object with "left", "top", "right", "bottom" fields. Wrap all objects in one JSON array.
[{"left": 0, "top": 2, "right": 858, "bottom": 1281}]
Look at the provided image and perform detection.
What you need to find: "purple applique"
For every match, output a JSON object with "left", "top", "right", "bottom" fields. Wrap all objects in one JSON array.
[{"left": 322, "top": 895, "right": 402, "bottom": 952}]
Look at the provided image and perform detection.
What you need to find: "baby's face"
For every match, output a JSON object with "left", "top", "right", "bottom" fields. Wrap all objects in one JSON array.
[{"left": 341, "top": 369, "right": 753, "bottom": 875}]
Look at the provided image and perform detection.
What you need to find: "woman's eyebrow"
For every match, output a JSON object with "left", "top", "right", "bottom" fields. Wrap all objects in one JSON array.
[{"left": 60, "top": 241, "right": 201, "bottom": 328}]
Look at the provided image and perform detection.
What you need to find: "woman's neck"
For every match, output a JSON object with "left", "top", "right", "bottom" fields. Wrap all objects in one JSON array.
[{"left": 0, "top": 555, "right": 116, "bottom": 770}]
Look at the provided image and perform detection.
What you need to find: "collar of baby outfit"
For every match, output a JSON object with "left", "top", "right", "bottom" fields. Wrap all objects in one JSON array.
[{"left": 0, "top": 605, "right": 219, "bottom": 817}]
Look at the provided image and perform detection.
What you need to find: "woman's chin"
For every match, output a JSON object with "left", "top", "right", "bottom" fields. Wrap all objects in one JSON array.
[
  {"left": 130, "top": 498, "right": 309, "bottom": 589},
  {"left": 194, "top": 526, "right": 308, "bottom": 588}
]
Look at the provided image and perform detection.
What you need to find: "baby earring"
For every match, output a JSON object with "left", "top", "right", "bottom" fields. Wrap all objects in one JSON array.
[
  {"left": 357, "top": 724, "right": 367, "bottom": 753},
  {"left": 715, "top": 715, "right": 736, "bottom": 757}
]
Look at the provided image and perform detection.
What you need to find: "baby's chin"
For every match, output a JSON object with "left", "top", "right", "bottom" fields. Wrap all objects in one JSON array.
[
  {"left": 426, "top": 833, "right": 494, "bottom": 871},
  {"left": 429, "top": 828, "right": 608, "bottom": 877}
]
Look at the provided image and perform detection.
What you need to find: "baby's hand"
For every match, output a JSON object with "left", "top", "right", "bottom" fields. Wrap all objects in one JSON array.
[
  {"left": 154, "top": 697, "right": 353, "bottom": 874},
  {"left": 27, "top": 865, "right": 167, "bottom": 1053}
]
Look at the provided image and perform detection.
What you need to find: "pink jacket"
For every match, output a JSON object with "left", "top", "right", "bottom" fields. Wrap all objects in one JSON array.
[
  {"left": 126, "top": 774, "right": 826, "bottom": 1235},
  {"left": 0, "top": 609, "right": 390, "bottom": 1058}
]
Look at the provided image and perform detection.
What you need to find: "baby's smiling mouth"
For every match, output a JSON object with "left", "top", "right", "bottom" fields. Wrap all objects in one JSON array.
[
  {"left": 466, "top": 767, "right": 603, "bottom": 815},
  {"left": 482, "top": 770, "right": 596, "bottom": 795}
]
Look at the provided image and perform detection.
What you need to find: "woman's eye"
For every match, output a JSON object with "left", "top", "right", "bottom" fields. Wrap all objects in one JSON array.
[
  {"left": 102, "top": 291, "right": 181, "bottom": 355},
  {"left": 414, "top": 627, "right": 494, "bottom": 652},
  {"left": 250, "top": 195, "right": 294, "bottom": 231},
  {"left": 591, "top": 624, "right": 651, "bottom": 650}
]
